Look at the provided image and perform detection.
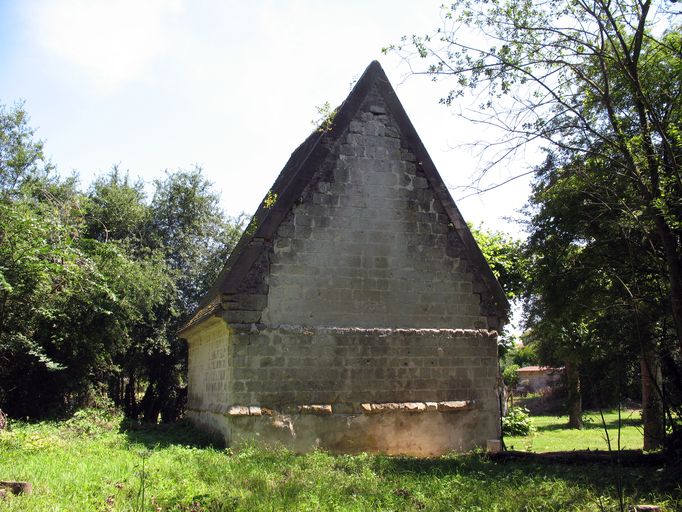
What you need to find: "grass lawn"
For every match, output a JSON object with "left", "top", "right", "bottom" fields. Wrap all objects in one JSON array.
[
  {"left": 506, "top": 409, "right": 645, "bottom": 452},
  {"left": 0, "top": 408, "right": 679, "bottom": 511}
]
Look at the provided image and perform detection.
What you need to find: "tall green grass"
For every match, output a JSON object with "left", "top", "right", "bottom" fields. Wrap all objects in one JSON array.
[{"left": 0, "top": 409, "right": 679, "bottom": 511}]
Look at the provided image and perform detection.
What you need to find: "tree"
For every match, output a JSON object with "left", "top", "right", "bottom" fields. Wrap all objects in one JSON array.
[
  {"left": 0, "top": 171, "right": 173, "bottom": 417},
  {"left": 505, "top": 339, "right": 538, "bottom": 369},
  {"left": 0, "top": 102, "right": 244, "bottom": 421},
  {"left": 0, "top": 102, "right": 52, "bottom": 197},
  {"left": 470, "top": 225, "right": 529, "bottom": 302},
  {"left": 0, "top": 103, "right": 75, "bottom": 414},
  {"left": 83, "top": 166, "right": 244, "bottom": 422},
  {"left": 389, "top": 0, "right": 680, "bottom": 448},
  {"left": 85, "top": 167, "right": 150, "bottom": 245},
  {"left": 83, "top": 169, "right": 165, "bottom": 418},
  {"left": 470, "top": 225, "right": 530, "bottom": 362},
  {"left": 0, "top": 105, "right": 168, "bottom": 419},
  {"left": 388, "top": 1, "right": 681, "bottom": 353},
  {"left": 130, "top": 168, "right": 244, "bottom": 422},
  {"left": 524, "top": 149, "right": 674, "bottom": 440},
  {"left": 150, "top": 168, "right": 243, "bottom": 312}
]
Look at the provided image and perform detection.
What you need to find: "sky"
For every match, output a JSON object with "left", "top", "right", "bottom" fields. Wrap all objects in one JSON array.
[{"left": 0, "top": 0, "right": 535, "bottom": 237}]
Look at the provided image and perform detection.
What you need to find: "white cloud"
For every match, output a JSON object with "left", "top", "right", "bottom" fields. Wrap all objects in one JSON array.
[{"left": 26, "top": 0, "right": 182, "bottom": 91}]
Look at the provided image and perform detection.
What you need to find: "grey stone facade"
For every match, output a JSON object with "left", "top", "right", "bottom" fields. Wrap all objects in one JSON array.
[
  {"left": 262, "top": 86, "right": 486, "bottom": 329},
  {"left": 180, "top": 61, "right": 508, "bottom": 456}
]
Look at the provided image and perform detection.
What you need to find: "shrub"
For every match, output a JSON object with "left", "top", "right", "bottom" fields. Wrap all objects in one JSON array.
[{"left": 503, "top": 406, "right": 535, "bottom": 436}]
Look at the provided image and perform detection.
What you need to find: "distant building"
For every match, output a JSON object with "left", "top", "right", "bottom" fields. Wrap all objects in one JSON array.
[
  {"left": 179, "top": 61, "right": 509, "bottom": 456},
  {"left": 516, "top": 366, "right": 564, "bottom": 394}
]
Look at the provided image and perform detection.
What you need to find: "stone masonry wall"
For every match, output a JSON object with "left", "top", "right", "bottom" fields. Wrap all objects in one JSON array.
[
  {"left": 185, "top": 322, "right": 501, "bottom": 454},
  {"left": 260, "top": 84, "right": 490, "bottom": 329},
  {"left": 186, "top": 318, "right": 231, "bottom": 415},
  {"left": 228, "top": 324, "right": 498, "bottom": 409}
]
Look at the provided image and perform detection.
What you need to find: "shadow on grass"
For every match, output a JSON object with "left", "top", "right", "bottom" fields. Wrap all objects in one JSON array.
[
  {"left": 535, "top": 415, "right": 641, "bottom": 432},
  {"left": 119, "top": 418, "right": 225, "bottom": 450},
  {"left": 372, "top": 452, "right": 678, "bottom": 497},
  {"left": 113, "top": 419, "right": 679, "bottom": 505}
]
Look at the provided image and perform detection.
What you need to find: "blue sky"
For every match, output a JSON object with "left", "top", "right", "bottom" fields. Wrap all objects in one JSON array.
[{"left": 0, "top": 0, "right": 533, "bottom": 236}]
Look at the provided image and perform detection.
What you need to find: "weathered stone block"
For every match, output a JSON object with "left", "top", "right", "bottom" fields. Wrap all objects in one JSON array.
[
  {"left": 486, "top": 439, "right": 502, "bottom": 453},
  {"left": 438, "top": 400, "right": 474, "bottom": 412},
  {"left": 228, "top": 405, "right": 250, "bottom": 416},
  {"left": 349, "top": 121, "right": 363, "bottom": 133},
  {"left": 298, "top": 404, "right": 333, "bottom": 415},
  {"left": 425, "top": 401, "right": 438, "bottom": 412}
]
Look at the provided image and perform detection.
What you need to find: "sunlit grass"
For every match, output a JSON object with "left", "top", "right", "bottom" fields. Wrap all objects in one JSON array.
[
  {"left": 506, "top": 409, "right": 644, "bottom": 452},
  {"left": 0, "top": 409, "right": 678, "bottom": 511}
]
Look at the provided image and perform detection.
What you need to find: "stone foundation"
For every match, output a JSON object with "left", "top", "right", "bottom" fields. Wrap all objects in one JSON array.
[{"left": 188, "top": 406, "right": 493, "bottom": 456}]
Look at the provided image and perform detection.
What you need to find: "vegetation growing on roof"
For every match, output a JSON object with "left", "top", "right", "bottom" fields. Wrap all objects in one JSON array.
[{"left": 311, "top": 101, "right": 338, "bottom": 133}]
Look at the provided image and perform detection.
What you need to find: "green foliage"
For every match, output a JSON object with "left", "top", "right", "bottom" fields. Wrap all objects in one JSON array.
[
  {"left": 503, "top": 406, "right": 535, "bottom": 436},
  {"left": 0, "top": 179, "right": 175, "bottom": 416},
  {"left": 63, "top": 401, "right": 123, "bottom": 437},
  {"left": 150, "top": 167, "right": 241, "bottom": 312},
  {"left": 502, "top": 364, "right": 520, "bottom": 389},
  {"left": 470, "top": 225, "right": 528, "bottom": 301},
  {"left": 131, "top": 167, "right": 244, "bottom": 422},
  {"left": 506, "top": 341, "right": 538, "bottom": 368},
  {"left": 0, "top": 411, "right": 677, "bottom": 511},
  {"left": 0, "top": 101, "right": 244, "bottom": 421},
  {"left": 1, "top": 191, "right": 91, "bottom": 411},
  {"left": 312, "top": 101, "right": 338, "bottom": 132},
  {"left": 85, "top": 167, "right": 150, "bottom": 244},
  {"left": 263, "top": 190, "right": 277, "bottom": 209},
  {"left": 0, "top": 102, "right": 52, "bottom": 197},
  {"left": 523, "top": 143, "right": 677, "bottom": 411}
]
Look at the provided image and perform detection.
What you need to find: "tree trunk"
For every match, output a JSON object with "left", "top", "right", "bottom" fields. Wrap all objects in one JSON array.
[
  {"left": 108, "top": 376, "right": 121, "bottom": 408},
  {"left": 160, "top": 386, "right": 186, "bottom": 423},
  {"left": 140, "top": 382, "right": 162, "bottom": 423},
  {"left": 660, "top": 350, "right": 682, "bottom": 412},
  {"left": 566, "top": 361, "right": 583, "bottom": 429},
  {"left": 641, "top": 348, "right": 665, "bottom": 450},
  {"left": 124, "top": 373, "right": 137, "bottom": 418},
  {"left": 653, "top": 215, "right": 682, "bottom": 358}
]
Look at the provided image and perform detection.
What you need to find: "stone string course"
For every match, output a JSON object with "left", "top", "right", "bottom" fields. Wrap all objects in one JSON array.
[
  {"left": 201, "top": 400, "right": 476, "bottom": 417},
  {"left": 228, "top": 323, "right": 499, "bottom": 338}
]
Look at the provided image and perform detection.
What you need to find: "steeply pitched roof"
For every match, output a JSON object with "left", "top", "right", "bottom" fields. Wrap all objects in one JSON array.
[{"left": 180, "top": 60, "right": 510, "bottom": 334}]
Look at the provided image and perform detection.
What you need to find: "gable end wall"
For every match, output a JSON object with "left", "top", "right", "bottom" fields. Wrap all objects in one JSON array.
[{"left": 260, "top": 85, "right": 492, "bottom": 329}]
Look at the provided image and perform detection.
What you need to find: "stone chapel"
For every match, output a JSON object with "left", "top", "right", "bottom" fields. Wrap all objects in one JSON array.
[{"left": 179, "top": 61, "right": 509, "bottom": 456}]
